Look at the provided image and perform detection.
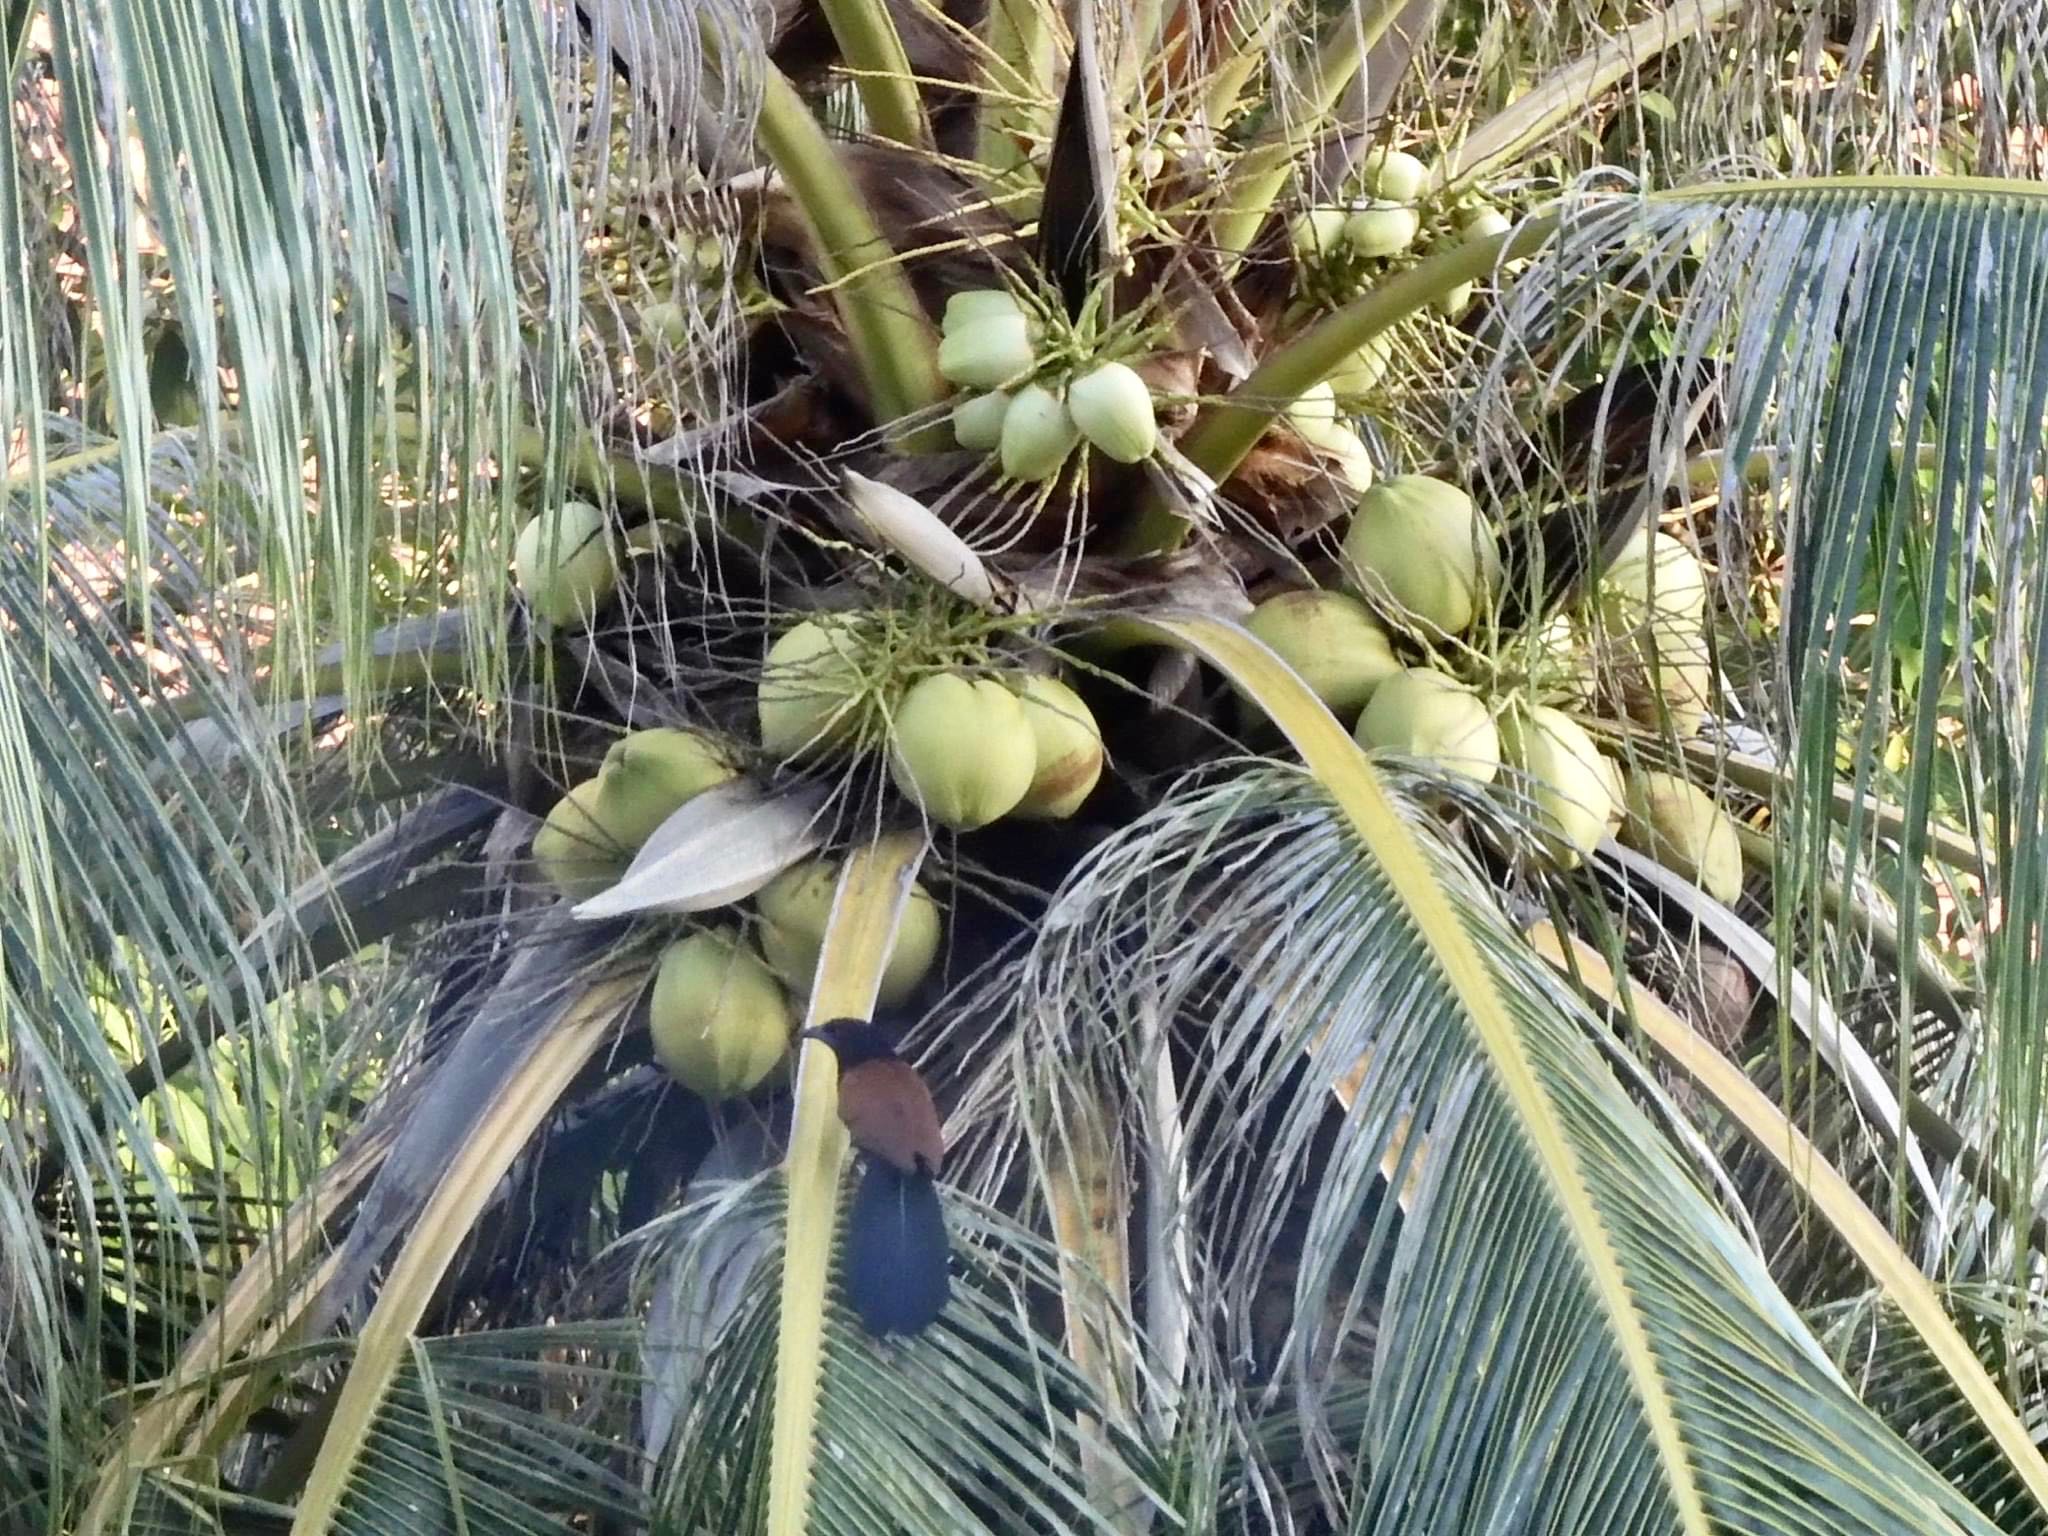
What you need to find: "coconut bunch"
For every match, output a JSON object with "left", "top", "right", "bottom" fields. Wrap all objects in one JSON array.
[{"left": 1290, "top": 148, "right": 1521, "bottom": 329}]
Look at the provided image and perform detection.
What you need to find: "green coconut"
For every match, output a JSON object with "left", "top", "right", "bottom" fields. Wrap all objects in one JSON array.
[
  {"left": 1327, "top": 335, "right": 1396, "bottom": 400},
  {"left": 1318, "top": 426, "right": 1376, "bottom": 493},
  {"left": 889, "top": 672, "right": 1038, "bottom": 829},
  {"left": 531, "top": 779, "right": 629, "bottom": 901},
  {"left": 938, "top": 312, "right": 1037, "bottom": 390},
  {"left": 1244, "top": 590, "right": 1402, "bottom": 722},
  {"left": 1360, "top": 147, "right": 1428, "bottom": 204},
  {"left": 952, "top": 391, "right": 1012, "bottom": 451},
  {"left": 1460, "top": 207, "right": 1514, "bottom": 241},
  {"left": 1599, "top": 528, "right": 1707, "bottom": 629},
  {"left": 1354, "top": 667, "right": 1500, "bottom": 784},
  {"left": 1286, "top": 380, "right": 1344, "bottom": 444},
  {"left": 1595, "top": 752, "right": 1626, "bottom": 837},
  {"left": 593, "top": 727, "right": 737, "bottom": 852},
  {"left": 1432, "top": 280, "right": 1476, "bottom": 317},
  {"left": 1011, "top": 674, "right": 1105, "bottom": 820},
  {"left": 514, "top": 502, "right": 618, "bottom": 629},
  {"left": 1622, "top": 770, "right": 1743, "bottom": 903},
  {"left": 1000, "top": 383, "right": 1080, "bottom": 482},
  {"left": 1068, "top": 362, "right": 1157, "bottom": 464},
  {"left": 1343, "top": 475, "right": 1501, "bottom": 635},
  {"left": 1342, "top": 204, "right": 1421, "bottom": 259},
  {"left": 757, "top": 617, "right": 869, "bottom": 758},
  {"left": 943, "top": 288, "right": 1025, "bottom": 332},
  {"left": 1291, "top": 206, "right": 1348, "bottom": 260},
  {"left": 649, "top": 930, "right": 795, "bottom": 1101},
  {"left": 642, "top": 300, "right": 690, "bottom": 347},
  {"left": 1618, "top": 615, "right": 1714, "bottom": 737},
  {"left": 755, "top": 859, "right": 943, "bottom": 1007},
  {"left": 1499, "top": 703, "right": 1616, "bottom": 866}
]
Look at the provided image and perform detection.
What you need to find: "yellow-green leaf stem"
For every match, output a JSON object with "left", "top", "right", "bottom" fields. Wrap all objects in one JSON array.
[
  {"left": 1207, "top": 0, "right": 1410, "bottom": 264},
  {"left": 769, "top": 832, "right": 929, "bottom": 1536},
  {"left": 814, "top": 0, "right": 933, "bottom": 148},
  {"left": 754, "top": 69, "right": 947, "bottom": 446},
  {"left": 287, "top": 978, "right": 638, "bottom": 1536},
  {"left": 1529, "top": 923, "right": 2048, "bottom": 1523},
  {"left": 1122, "top": 216, "right": 1555, "bottom": 553},
  {"left": 1150, "top": 612, "right": 1711, "bottom": 1536},
  {"left": 978, "top": 0, "right": 1062, "bottom": 177}
]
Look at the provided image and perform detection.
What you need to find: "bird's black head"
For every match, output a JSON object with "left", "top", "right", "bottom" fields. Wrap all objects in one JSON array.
[{"left": 800, "top": 1018, "right": 901, "bottom": 1070}]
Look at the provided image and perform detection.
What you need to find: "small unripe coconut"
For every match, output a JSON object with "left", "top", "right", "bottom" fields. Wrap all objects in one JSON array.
[
  {"left": 531, "top": 779, "right": 628, "bottom": 900},
  {"left": 1600, "top": 528, "right": 1707, "bottom": 628},
  {"left": 952, "top": 391, "right": 1011, "bottom": 451},
  {"left": 1354, "top": 668, "right": 1500, "bottom": 784},
  {"left": 514, "top": 502, "right": 618, "bottom": 629},
  {"left": 1344, "top": 475, "right": 1501, "bottom": 635},
  {"left": 1361, "top": 147, "right": 1428, "bottom": 205},
  {"left": 594, "top": 727, "right": 737, "bottom": 852},
  {"left": 758, "top": 618, "right": 869, "bottom": 757},
  {"left": 1318, "top": 426, "right": 1376, "bottom": 493},
  {"left": 755, "top": 859, "right": 942, "bottom": 1007},
  {"left": 1342, "top": 204, "right": 1422, "bottom": 259},
  {"left": 649, "top": 930, "right": 795, "bottom": 1102},
  {"left": 1011, "top": 674, "right": 1105, "bottom": 819},
  {"left": 1327, "top": 335, "right": 1396, "bottom": 399},
  {"left": 1460, "top": 207, "right": 1514, "bottom": 241},
  {"left": 999, "top": 383, "right": 1080, "bottom": 482},
  {"left": 1286, "top": 380, "right": 1344, "bottom": 444},
  {"left": 642, "top": 300, "right": 690, "bottom": 347},
  {"left": 1621, "top": 770, "right": 1743, "bottom": 903},
  {"left": 889, "top": 672, "right": 1038, "bottom": 829},
  {"left": 1498, "top": 703, "right": 1616, "bottom": 866},
  {"left": 938, "top": 312, "right": 1036, "bottom": 390},
  {"left": 1068, "top": 362, "right": 1157, "bottom": 463},
  {"left": 1244, "top": 590, "right": 1402, "bottom": 721},
  {"left": 1291, "top": 206, "right": 1348, "bottom": 260},
  {"left": 1432, "top": 280, "right": 1476, "bottom": 316},
  {"left": 1619, "top": 616, "right": 1714, "bottom": 737},
  {"left": 944, "top": 288, "right": 1025, "bottom": 332}
]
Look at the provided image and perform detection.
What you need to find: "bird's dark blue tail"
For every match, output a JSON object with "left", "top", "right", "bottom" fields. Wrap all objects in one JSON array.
[{"left": 844, "top": 1160, "right": 951, "bottom": 1337}]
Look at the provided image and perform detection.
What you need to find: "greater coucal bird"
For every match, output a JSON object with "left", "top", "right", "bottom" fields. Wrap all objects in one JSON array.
[{"left": 800, "top": 1019, "right": 952, "bottom": 1337}]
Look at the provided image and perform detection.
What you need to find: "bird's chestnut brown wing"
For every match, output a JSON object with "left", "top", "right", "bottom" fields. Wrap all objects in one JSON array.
[{"left": 837, "top": 1058, "right": 945, "bottom": 1176}]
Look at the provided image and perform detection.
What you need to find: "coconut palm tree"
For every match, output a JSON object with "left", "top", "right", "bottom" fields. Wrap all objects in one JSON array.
[{"left": 8, "top": 0, "right": 2048, "bottom": 1531}]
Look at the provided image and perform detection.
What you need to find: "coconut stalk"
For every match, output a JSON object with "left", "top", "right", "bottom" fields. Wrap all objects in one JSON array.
[
  {"left": 978, "top": 0, "right": 1064, "bottom": 177},
  {"left": 1206, "top": 0, "right": 1411, "bottom": 264},
  {"left": 752, "top": 68, "right": 948, "bottom": 445}
]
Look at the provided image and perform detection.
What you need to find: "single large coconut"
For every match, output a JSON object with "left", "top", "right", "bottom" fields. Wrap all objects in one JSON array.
[
  {"left": 1617, "top": 615, "right": 1714, "bottom": 737},
  {"left": 1621, "top": 770, "right": 1743, "bottom": 904},
  {"left": 1342, "top": 204, "right": 1421, "bottom": 259},
  {"left": 758, "top": 618, "right": 869, "bottom": 758},
  {"left": 1360, "top": 147, "right": 1428, "bottom": 204},
  {"left": 649, "top": 930, "right": 795, "bottom": 1102},
  {"left": 1599, "top": 528, "right": 1707, "bottom": 629},
  {"left": 1354, "top": 667, "right": 1500, "bottom": 784},
  {"left": 938, "top": 312, "right": 1036, "bottom": 390},
  {"left": 1244, "top": 590, "right": 1402, "bottom": 721},
  {"left": 755, "top": 859, "right": 943, "bottom": 1007},
  {"left": 1343, "top": 475, "right": 1501, "bottom": 635},
  {"left": 514, "top": 502, "right": 618, "bottom": 630},
  {"left": 999, "top": 384, "right": 1080, "bottom": 482},
  {"left": 531, "top": 779, "right": 629, "bottom": 900},
  {"left": 1498, "top": 703, "right": 1616, "bottom": 866},
  {"left": 593, "top": 727, "right": 737, "bottom": 852},
  {"left": 1068, "top": 362, "right": 1157, "bottom": 464},
  {"left": 889, "top": 672, "right": 1037, "bottom": 829},
  {"left": 1011, "top": 674, "right": 1105, "bottom": 819}
]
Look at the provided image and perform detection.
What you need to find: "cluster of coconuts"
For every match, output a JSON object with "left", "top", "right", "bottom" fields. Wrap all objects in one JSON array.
[
  {"left": 526, "top": 725, "right": 950, "bottom": 1104},
  {"left": 1250, "top": 468, "right": 1742, "bottom": 886},
  {"left": 640, "top": 234, "right": 728, "bottom": 347},
  {"left": 758, "top": 614, "right": 1108, "bottom": 828},
  {"left": 938, "top": 289, "right": 1158, "bottom": 481},
  {"left": 1291, "top": 146, "right": 1517, "bottom": 328}
]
